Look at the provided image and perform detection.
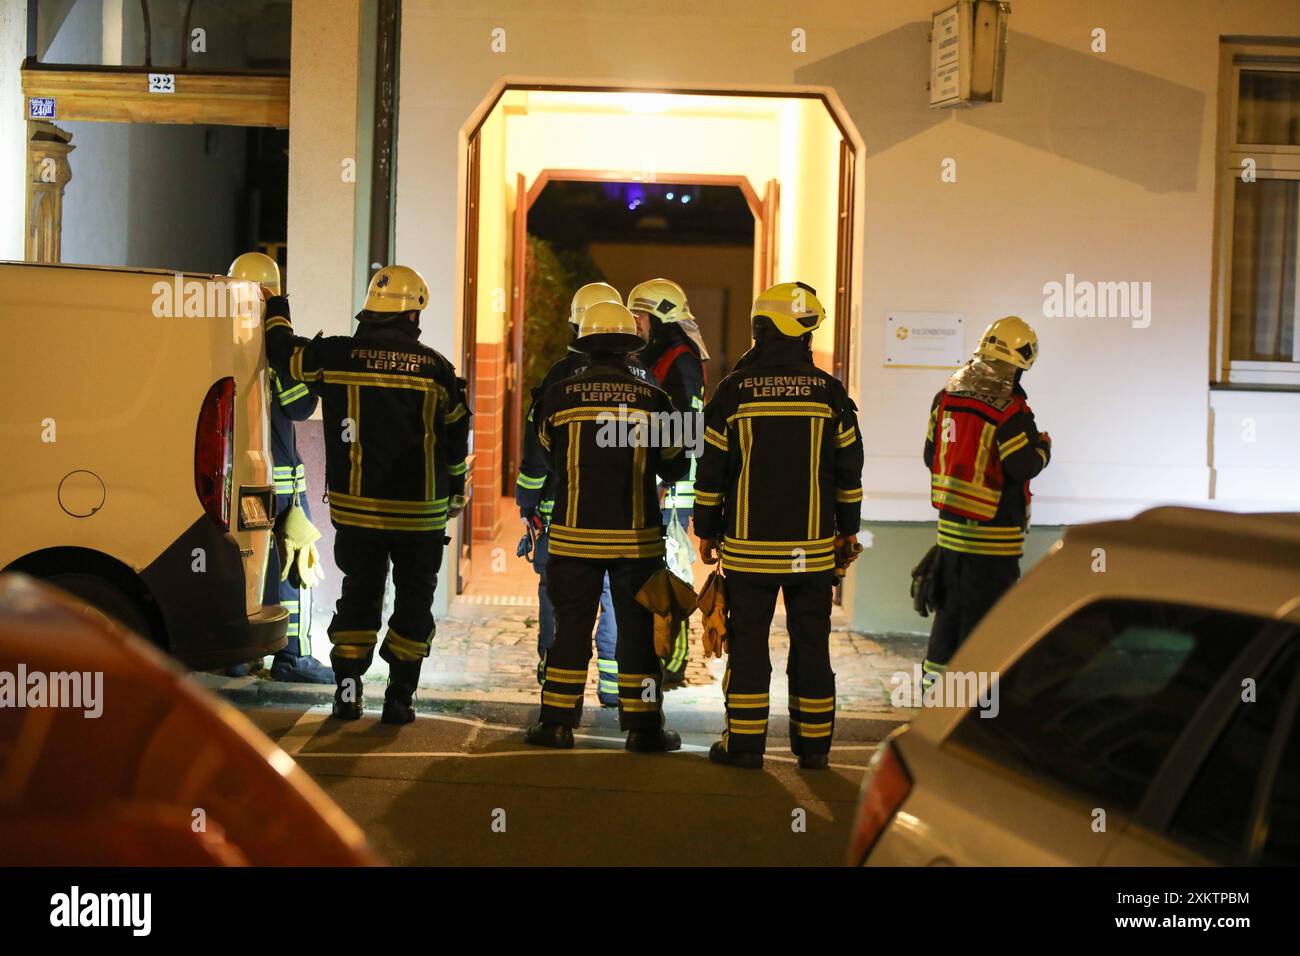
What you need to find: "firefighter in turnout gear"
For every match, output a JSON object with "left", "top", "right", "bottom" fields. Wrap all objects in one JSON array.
[
  {"left": 694, "top": 282, "right": 864, "bottom": 770},
  {"left": 627, "top": 277, "right": 706, "bottom": 687},
  {"left": 922, "top": 316, "right": 1051, "bottom": 689},
  {"left": 515, "top": 282, "right": 626, "bottom": 706},
  {"left": 263, "top": 265, "right": 471, "bottom": 724},
  {"left": 524, "top": 301, "right": 689, "bottom": 752},
  {"left": 228, "top": 253, "right": 333, "bottom": 684}
]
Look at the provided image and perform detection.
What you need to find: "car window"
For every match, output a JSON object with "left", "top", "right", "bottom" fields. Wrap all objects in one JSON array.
[
  {"left": 949, "top": 601, "right": 1268, "bottom": 812},
  {"left": 1262, "top": 684, "right": 1300, "bottom": 865},
  {"left": 1169, "top": 641, "right": 1298, "bottom": 862}
]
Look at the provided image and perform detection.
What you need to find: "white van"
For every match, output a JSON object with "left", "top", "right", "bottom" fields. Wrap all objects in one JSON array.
[{"left": 0, "top": 262, "right": 287, "bottom": 668}]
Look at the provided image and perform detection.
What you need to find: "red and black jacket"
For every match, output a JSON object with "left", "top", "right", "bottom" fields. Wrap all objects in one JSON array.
[{"left": 923, "top": 382, "right": 1049, "bottom": 556}]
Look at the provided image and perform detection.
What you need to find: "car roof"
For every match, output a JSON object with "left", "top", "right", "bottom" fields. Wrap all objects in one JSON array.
[
  {"left": 1062, "top": 506, "right": 1300, "bottom": 566},
  {"left": 0, "top": 260, "right": 230, "bottom": 282}
]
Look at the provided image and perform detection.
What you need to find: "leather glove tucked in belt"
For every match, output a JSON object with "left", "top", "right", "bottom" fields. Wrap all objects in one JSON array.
[{"left": 279, "top": 504, "right": 324, "bottom": 590}]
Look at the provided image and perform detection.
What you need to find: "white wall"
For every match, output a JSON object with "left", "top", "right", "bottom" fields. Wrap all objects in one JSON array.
[
  {"left": 394, "top": 0, "right": 1300, "bottom": 531},
  {"left": 0, "top": 0, "right": 25, "bottom": 261}
]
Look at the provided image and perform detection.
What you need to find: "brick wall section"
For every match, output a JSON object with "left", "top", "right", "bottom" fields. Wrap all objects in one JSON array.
[{"left": 472, "top": 341, "right": 505, "bottom": 542}]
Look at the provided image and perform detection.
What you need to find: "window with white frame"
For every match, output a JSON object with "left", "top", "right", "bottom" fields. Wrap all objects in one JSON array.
[{"left": 1216, "top": 44, "right": 1300, "bottom": 385}]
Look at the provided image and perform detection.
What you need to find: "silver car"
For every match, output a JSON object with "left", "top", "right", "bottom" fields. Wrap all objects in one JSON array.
[{"left": 850, "top": 507, "right": 1300, "bottom": 866}]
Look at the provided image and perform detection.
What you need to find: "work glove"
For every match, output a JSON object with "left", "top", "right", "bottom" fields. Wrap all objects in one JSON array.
[
  {"left": 698, "top": 537, "right": 720, "bottom": 565},
  {"left": 833, "top": 534, "right": 864, "bottom": 581},
  {"left": 634, "top": 569, "right": 699, "bottom": 659},
  {"left": 279, "top": 504, "right": 324, "bottom": 589},
  {"left": 697, "top": 570, "right": 728, "bottom": 658},
  {"left": 448, "top": 494, "right": 466, "bottom": 519}
]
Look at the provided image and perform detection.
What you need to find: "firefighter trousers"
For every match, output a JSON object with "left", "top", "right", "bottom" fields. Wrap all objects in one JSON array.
[
  {"left": 541, "top": 556, "right": 665, "bottom": 732},
  {"left": 327, "top": 525, "right": 445, "bottom": 691},
  {"left": 924, "top": 548, "right": 1020, "bottom": 677},
  {"left": 722, "top": 571, "right": 836, "bottom": 757},
  {"left": 535, "top": 530, "right": 619, "bottom": 704}
]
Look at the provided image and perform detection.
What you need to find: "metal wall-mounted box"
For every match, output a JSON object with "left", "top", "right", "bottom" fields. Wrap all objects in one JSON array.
[{"left": 929, "top": 1, "right": 1011, "bottom": 108}]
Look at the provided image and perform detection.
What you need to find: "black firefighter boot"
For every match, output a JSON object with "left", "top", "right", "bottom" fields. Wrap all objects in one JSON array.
[
  {"left": 524, "top": 721, "right": 574, "bottom": 748},
  {"left": 626, "top": 726, "right": 682, "bottom": 753},
  {"left": 382, "top": 658, "right": 422, "bottom": 726},
  {"left": 330, "top": 657, "right": 367, "bottom": 721}
]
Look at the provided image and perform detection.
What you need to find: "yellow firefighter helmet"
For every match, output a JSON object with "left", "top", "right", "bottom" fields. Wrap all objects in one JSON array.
[
  {"left": 750, "top": 281, "right": 825, "bottom": 337},
  {"left": 362, "top": 265, "right": 429, "bottom": 315},
  {"left": 570, "top": 282, "right": 622, "bottom": 331},
  {"left": 227, "top": 252, "right": 281, "bottom": 296},
  {"left": 574, "top": 301, "right": 644, "bottom": 354},
  {"left": 975, "top": 316, "right": 1038, "bottom": 370},
  {"left": 627, "top": 278, "right": 693, "bottom": 323}
]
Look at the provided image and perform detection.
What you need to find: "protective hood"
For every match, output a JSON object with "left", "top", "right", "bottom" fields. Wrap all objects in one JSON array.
[
  {"left": 676, "top": 318, "right": 710, "bottom": 362},
  {"left": 944, "top": 358, "right": 1016, "bottom": 402}
]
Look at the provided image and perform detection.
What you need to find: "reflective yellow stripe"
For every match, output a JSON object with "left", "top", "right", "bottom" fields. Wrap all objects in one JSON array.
[
  {"left": 620, "top": 700, "right": 658, "bottom": 712},
  {"left": 931, "top": 474, "right": 1001, "bottom": 503},
  {"left": 445, "top": 402, "right": 469, "bottom": 424},
  {"left": 328, "top": 491, "right": 448, "bottom": 514},
  {"left": 998, "top": 432, "right": 1029, "bottom": 457},
  {"left": 545, "top": 666, "right": 589, "bottom": 683},
  {"left": 836, "top": 487, "right": 863, "bottom": 503},
  {"left": 704, "top": 426, "right": 728, "bottom": 451},
  {"left": 423, "top": 390, "right": 437, "bottom": 500},
  {"left": 548, "top": 525, "right": 661, "bottom": 542},
  {"left": 346, "top": 384, "right": 362, "bottom": 496},
  {"left": 551, "top": 405, "right": 633, "bottom": 427},
  {"left": 808, "top": 417, "right": 823, "bottom": 540},
  {"left": 542, "top": 692, "right": 582, "bottom": 708},
  {"left": 973, "top": 422, "right": 995, "bottom": 486},
  {"left": 331, "top": 511, "right": 448, "bottom": 532},
  {"left": 723, "top": 536, "right": 834, "bottom": 553},
  {"left": 566, "top": 421, "right": 580, "bottom": 526},
  {"left": 726, "top": 692, "right": 770, "bottom": 705},
  {"left": 266, "top": 316, "right": 291, "bottom": 331},
  {"left": 792, "top": 695, "right": 835, "bottom": 713},
  {"left": 836, "top": 425, "right": 857, "bottom": 448},
  {"left": 290, "top": 345, "right": 322, "bottom": 382},
  {"left": 736, "top": 418, "right": 753, "bottom": 538},
  {"left": 384, "top": 628, "right": 432, "bottom": 662},
  {"left": 632, "top": 443, "right": 645, "bottom": 527},
  {"left": 322, "top": 370, "right": 445, "bottom": 393},
  {"left": 937, "top": 518, "right": 1022, "bottom": 538},
  {"left": 793, "top": 720, "right": 832, "bottom": 738},
  {"left": 728, "top": 402, "right": 833, "bottom": 423},
  {"left": 695, "top": 489, "right": 723, "bottom": 506},
  {"left": 728, "top": 718, "right": 768, "bottom": 733},
  {"left": 931, "top": 489, "right": 999, "bottom": 520}
]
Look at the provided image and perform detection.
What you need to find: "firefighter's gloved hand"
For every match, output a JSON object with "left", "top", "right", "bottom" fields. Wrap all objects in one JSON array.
[
  {"left": 699, "top": 538, "right": 720, "bottom": 565},
  {"left": 280, "top": 505, "right": 324, "bottom": 589},
  {"left": 448, "top": 494, "right": 466, "bottom": 519},
  {"left": 833, "top": 534, "right": 863, "bottom": 580}
]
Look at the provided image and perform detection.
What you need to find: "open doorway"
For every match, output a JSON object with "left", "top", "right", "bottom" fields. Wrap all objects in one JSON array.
[{"left": 455, "top": 85, "right": 860, "bottom": 600}]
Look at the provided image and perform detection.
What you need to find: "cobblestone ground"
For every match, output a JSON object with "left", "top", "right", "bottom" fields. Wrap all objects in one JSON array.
[{"left": 303, "top": 600, "right": 927, "bottom": 715}]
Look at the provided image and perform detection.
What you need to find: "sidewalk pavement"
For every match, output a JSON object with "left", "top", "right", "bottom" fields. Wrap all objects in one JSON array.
[{"left": 193, "top": 600, "right": 927, "bottom": 724}]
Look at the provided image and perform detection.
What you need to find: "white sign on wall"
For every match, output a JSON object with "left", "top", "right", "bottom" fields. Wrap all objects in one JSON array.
[
  {"left": 929, "top": 3, "right": 965, "bottom": 108},
  {"left": 885, "top": 312, "right": 965, "bottom": 368}
]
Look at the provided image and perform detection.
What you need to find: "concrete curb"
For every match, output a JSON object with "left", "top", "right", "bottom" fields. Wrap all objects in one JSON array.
[{"left": 189, "top": 671, "right": 916, "bottom": 738}]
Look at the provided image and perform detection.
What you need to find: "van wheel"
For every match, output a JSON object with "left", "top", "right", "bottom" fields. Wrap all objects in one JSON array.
[{"left": 44, "top": 572, "right": 152, "bottom": 640}]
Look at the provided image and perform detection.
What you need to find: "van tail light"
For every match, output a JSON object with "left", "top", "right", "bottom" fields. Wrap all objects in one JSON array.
[
  {"left": 846, "top": 740, "right": 912, "bottom": 866},
  {"left": 195, "top": 377, "right": 235, "bottom": 531}
]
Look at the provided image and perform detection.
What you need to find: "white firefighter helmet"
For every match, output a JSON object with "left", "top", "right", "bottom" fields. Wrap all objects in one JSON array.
[
  {"left": 574, "top": 301, "right": 644, "bottom": 354},
  {"left": 975, "top": 316, "right": 1038, "bottom": 370},
  {"left": 627, "top": 278, "right": 693, "bottom": 324},
  {"left": 750, "top": 281, "right": 825, "bottom": 337},
  {"left": 228, "top": 251, "right": 281, "bottom": 296},
  {"left": 362, "top": 265, "right": 429, "bottom": 315},
  {"left": 570, "top": 282, "right": 622, "bottom": 332}
]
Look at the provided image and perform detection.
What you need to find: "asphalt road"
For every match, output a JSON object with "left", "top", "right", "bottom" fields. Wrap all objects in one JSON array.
[{"left": 242, "top": 701, "right": 895, "bottom": 866}]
